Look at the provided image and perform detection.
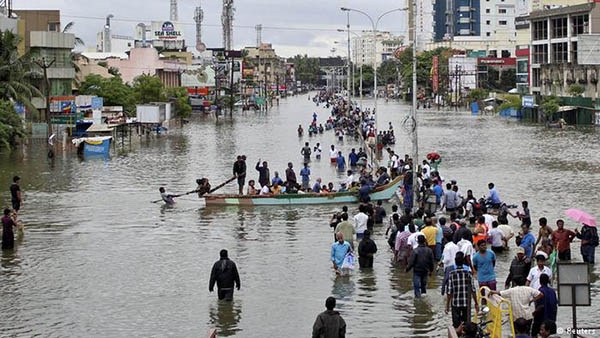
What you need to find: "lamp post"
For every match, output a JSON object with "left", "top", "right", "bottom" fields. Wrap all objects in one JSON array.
[{"left": 340, "top": 6, "right": 408, "bottom": 131}]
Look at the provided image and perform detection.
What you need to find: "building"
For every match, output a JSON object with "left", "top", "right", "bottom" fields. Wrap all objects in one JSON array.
[
  {"left": 134, "top": 21, "right": 187, "bottom": 52},
  {"left": 352, "top": 31, "right": 404, "bottom": 67},
  {"left": 106, "top": 47, "right": 185, "bottom": 87},
  {"left": 13, "top": 10, "right": 60, "bottom": 53},
  {"left": 431, "top": 0, "right": 517, "bottom": 58},
  {"left": 409, "top": 0, "right": 435, "bottom": 51},
  {"left": 96, "top": 31, "right": 134, "bottom": 54},
  {"left": 528, "top": 2, "right": 600, "bottom": 98},
  {"left": 244, "top": 43, "right": 287, "bottom": 95}
]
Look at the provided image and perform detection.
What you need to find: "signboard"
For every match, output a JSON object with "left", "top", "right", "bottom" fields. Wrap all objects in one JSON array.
[
  {"left": 50, "top": 96, "right": 76, "bottom": 114},
  {"left": 431, "top": 55, "right": 439, "bottom": 94},
  {"left": 522, "top": 96, "right": 535, "bottom": 108},
  {"left": 577, "top": 34, "right": 600, "bottom": 65},
  {"left": 478, "top": 58, "right": 516, "bottom": 66},
  {"left": 467, "top": 50, "right": 487, "bottom": 58},
  {"left": 151, "top": 21, "right": 184, "bottom": 41}
]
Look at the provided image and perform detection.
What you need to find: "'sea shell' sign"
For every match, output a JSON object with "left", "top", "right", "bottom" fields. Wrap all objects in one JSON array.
[{"left": 152, "top": 21, "right": 184, "bottom": 41}]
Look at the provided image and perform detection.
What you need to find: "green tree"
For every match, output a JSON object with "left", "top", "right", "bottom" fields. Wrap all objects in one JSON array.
[
  {"left": 289, "top": 54, "right": 322, "bottom": 86},
  {"left": 78, "top": 74, "right": 136, "bottom": 114},
  {"left": 567, "top": 84, "right": 585, "bottom": 97},
  {"left": 132, "top": 74, "right": 165, "bottom": 104},
  {"left": 0, "top": 100, "right": 26, "bottom": 149},
  {"left": 377, "top": 59, "right": 400, "bottom": 85},
  {"left": 165, "top": 87, "right": 192, "bottom": 120},
  {"left": 0, "top": 30, "right": 42, "bottom": 114},
  {"left": 499, "top": 69, "right": 516, "bottom": 92},
  {"left": 540, "top": 95, "right": 560, "bottom": 119},
  {"left": 498, "top": 94, "right": 522, "bottom": 112},
  {"left": 467, "top": 88, "right": 489, "bottom": 102}
]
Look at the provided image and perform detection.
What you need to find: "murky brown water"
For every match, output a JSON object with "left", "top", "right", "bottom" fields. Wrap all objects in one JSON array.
[{"left": 0, "top": 94, "right": 598, "bottom": 337}]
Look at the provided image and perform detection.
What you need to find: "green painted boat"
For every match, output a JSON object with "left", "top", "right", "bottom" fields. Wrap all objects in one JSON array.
[{"left": 201, "top": 175, "right": 403, "bottom": 206}]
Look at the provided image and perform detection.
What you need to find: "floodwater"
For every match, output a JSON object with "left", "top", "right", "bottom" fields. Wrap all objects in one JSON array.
[{"left": 0, "top": 94, "right": 598, "bottom": 337}]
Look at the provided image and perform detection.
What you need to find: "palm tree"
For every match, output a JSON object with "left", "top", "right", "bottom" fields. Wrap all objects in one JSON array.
[
  {"left": 0, "top": 30, "right": 42, "bottom": 114},
  {"left": 62, "top": 21, "right": 84, "bottom": 47}
]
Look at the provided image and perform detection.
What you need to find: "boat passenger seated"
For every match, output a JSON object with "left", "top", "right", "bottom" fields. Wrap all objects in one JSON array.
[
  {"left": 260, "top": 184, "right": 271, "bottom": 195},
  {"left": 247, "top": 180, "right": 258, "bottom": 195},
  {"left": 271, "top": 182, "right": 282, "bottom": 195},
  {"left": 376, "top": 167, "right": 390, "bottom": 187},
  {"left": 196, "top": 178, "right": 212, "bottom": 196}
]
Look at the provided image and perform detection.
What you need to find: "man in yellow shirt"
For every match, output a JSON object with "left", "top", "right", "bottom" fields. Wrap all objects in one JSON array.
[{"left": 421, "top": 218, "right": 439, "bottom": 261}]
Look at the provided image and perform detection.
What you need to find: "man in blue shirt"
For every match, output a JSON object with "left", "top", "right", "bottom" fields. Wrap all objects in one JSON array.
[
  {"left": 487, "top": 182, "right": 502, "bottom": 208},
  {"left": 432, "top": 181, "right": 444, "bottom": 210},
  {"left": 336, "top": 151, "right": 346, "bottom": 171},
  {"left": 348, "top": 148, "right": 359, "bottom": 167},
  {"left": 331, "top": 232, "right": 352, "bottom": 274},
  {"left": 358, "top": 180, "right": 371, "bottom": 203},
  {"left": 472, "top": 240, "right": 497, "bottom": 290},
  {"left": 519, "top": 224, "right": 536, "bottom": 258},
  {"left": 300, "top": 163, "right": 311, "bottom": 190}
]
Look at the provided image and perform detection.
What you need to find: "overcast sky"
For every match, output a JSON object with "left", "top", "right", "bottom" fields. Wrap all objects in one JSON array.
[{"left": 15, "top": 0, "right": 409, "bottom": 57}]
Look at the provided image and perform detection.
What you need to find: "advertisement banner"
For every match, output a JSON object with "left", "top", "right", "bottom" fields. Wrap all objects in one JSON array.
[
  {"left": 151, "top": 21, "right": 184, "bottom": 41},
  {"left": 431, "top": 55, "right": 439, "bottom": 94}
]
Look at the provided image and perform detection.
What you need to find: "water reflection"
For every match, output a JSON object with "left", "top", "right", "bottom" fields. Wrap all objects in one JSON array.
[
  {"left": 207, "top": 299, "right": 242, "bottom": 337},
  {"left": 331, "top": 275, "right": 356, "bottom": 304}
]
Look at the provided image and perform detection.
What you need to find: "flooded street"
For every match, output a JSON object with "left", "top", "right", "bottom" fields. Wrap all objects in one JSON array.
[{"left": 0, "top": 93, "right": 598, "bottom": 337}]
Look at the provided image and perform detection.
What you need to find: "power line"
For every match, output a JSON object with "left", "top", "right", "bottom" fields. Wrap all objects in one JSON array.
[{"left": 60, "top": 14, "right": 405, "bottom": 34}]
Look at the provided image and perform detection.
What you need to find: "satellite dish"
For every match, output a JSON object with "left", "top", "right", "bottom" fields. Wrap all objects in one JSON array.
[{"left": 196, "top": 42, "right": 206, "bottom": 52}]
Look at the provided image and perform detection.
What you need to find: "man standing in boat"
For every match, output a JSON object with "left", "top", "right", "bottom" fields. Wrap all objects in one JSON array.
[
  {"left": 233, "top": 155, "right": 247, "bottom": 195},
  {"left": 255, "top": 159, "right": 270, "bottom": 188},
  {"left": 300, "top": 163, "right": 311, "bottom": 191},
  {"left": 285, "top": 162, "right": 298, "bottom": 192}
]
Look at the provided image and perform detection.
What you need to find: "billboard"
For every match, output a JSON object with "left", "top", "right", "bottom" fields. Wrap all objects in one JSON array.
[
  {"left": 151, "top": 21, "right": 184, "bottom": 41},
  {"left": 577, "top": 34, "right": 600, "bottom": 65}
]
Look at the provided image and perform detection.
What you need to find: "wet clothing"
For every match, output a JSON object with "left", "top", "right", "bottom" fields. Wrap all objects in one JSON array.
[
  {"left": 285, "top": 168, "right": 297, "bottom": 189},
  {"left": 10, "top": 183, "right": 20, "bottom": 211},
  {"left": 160, "top": 192, "right": 175, "bottom": 205},
  {"left": 358, "top": 237, "right": 377, "bottom": 268},
  {"left": 209, "top": 257, "right": 241, "bottom": 300},
  {"left": 576, "top": 225, "right": 598, "bottom": 264},
  {"left": 1, "top": 215, "right": 15, "bottom": 250},
  {"left": 233, "top": 160, "right": 246, "bottom": 187},
  {"left": 312, "top": 310, "right": 346, "bottom": 338}
]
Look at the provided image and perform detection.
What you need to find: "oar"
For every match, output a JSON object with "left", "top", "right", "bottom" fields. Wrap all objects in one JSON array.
[{"left": 151, "top": 174, "right": 243, "bottom": 203}]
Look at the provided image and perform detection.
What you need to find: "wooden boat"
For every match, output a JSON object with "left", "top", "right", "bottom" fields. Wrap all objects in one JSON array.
[{"left": 201, "top": 176, "right": 403, "bottom": 206}]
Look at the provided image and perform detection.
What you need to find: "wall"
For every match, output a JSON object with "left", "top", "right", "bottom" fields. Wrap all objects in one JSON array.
[
  {"left": 13, "top": 10, "right": 60, "bottom": 52},
  {"left": 540, "top": 63, "right": 600, "bottom": 99},
  {"left": 107, "top": 47, "right": 184, "bottom": 86}
]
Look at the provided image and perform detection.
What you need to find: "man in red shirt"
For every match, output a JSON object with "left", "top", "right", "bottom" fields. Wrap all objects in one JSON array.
[{"left": 551, "top": 219, "right": 576, "bottom": 261}]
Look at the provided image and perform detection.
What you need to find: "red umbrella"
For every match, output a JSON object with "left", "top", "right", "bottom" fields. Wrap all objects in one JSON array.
[
  {"left": 565, "top": 208, "right": 596, "bottom": 227},
  {"left": 426, "top": 152, "right": 441, "bottom": 161}
]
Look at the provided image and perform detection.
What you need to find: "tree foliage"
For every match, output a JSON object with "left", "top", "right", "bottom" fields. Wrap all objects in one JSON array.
[
  {"left": 541, "top": 95, "right": 560, "bottom": 118},
  {"left": 567, "top": 84, "right": 585, "bottom": 97},
  {"left": 0, "top": 30, "right": 41, "bottom": 114},
  {"left": 165, "top": 87, "right": 192, "bottom": 119},
  {"left": 377, "top": 59, "right": 400, "bottom": 85},
  {"left": 132, "top": 74, "right": 166, "bottom": 104},
  {"left": 289, "top": 54, "right": 322, "bottom": 85},
  {"left": 467, "top": 88, "right": 489, "bottom": 102},
  {"left": 498, "top": 94, "right": 522, "bottom": 112},
  {"left": 0, "top": 100, "right": 25, "bottom": 149},
  {"left": 78, "top": 74, "right": 135, "bottom": 114}
]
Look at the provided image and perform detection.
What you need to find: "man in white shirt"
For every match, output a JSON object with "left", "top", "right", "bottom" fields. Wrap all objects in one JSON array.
[
  {"left": 344, "top": 170, "right": 355, "bottom": 188},
  {"left": 329, "top": 145, "right": 338, "bottom": 163},
  {"left": 491, "top": 277, "right": 543, "bottom": 333},
  {"left": 407, "top": 230, "right": 425, "bottom": 249},
  {"left": 422, "top": 160, "right": 431, "bottom": 179},
  {"left": 526, "top": 252, "right": 552, "bottom": 290},
  {"left": 442, "top": 240, "right": 459, "bottom": 268},
  {"left": 456, "top": 232, "right": 474, "bottom": 270},
  {"left": 259, "top": 185, "right": 271, "bottom": 195},
  {"left": 353, "top": 205, "right": 369, "bottom": 240}
]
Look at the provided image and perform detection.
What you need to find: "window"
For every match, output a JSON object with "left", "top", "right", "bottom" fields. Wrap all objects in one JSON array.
[
  {"left": 486, "top": 32, "right": 491, "bottom": 37},
  {"left": 499, "top": 21, "right": 507, "bottom": 26},
  {"left": 533, "top": 44, "right": 548, "bottom": 64},
  {"left": 571, "top": 41, "right": 578, "bottom": 64},
  {"left": 551, "top": 42, "right": 568, "bottom": 63},
  {"left": 499, "top": 9, "right": 507, "bottom": 14},
  {"left": 532, "top": 20, "right": 548, "bottom": 41},
  {"left": 571, "top": 15, "right": 589, "bottom": 36},
  {"left": 486, "top": 9, "right": 490, "bottom": 13},
  {"left": 532, "top": 68, "right": 541, "bottom": 87},
  {"left": 551, "top": 17, "right": 568, "bottom": 39},
  {"left": 48, "top": 22, "right": 59, "bottom": 32},
  {"left": 486, "top": 20, "right": 491, "bottom": 25}
]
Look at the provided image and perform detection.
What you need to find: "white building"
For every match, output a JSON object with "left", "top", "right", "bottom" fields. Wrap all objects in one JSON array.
[
  {"left": 96, "top": 31, "right": 134, "bottom": 53},
  {"left": 415, "top": 0, "right": 435, "bottom": 51},
  {"left": 352, "top": 31, "right": 404, "bottom": 68}
]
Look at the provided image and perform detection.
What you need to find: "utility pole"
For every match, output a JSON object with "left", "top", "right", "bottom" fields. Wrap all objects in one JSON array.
[
  {"left": 411, "top": 0, "right": 419, "bottom": 208},
  {"left": 346, "top": 11, "right": 351, "bottom": 113},
  {"left": 230, "top": 56, "right": 235, "bottom": 117},
  {"left": 33, "top": 57, "right": 55, "bottom": 137}
]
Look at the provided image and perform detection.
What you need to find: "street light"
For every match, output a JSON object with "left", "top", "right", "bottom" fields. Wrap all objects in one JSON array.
[{"left": 340, "top": 7, "right": 408, "bottom": 131}]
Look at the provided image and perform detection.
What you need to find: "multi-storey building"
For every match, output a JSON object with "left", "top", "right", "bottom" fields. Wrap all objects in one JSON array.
[
  {"left": 351, "top": 31, "right": 404, "bottom": 68},
  {"left": 529, "top": 2, "right": 600, "bottom": 98}
]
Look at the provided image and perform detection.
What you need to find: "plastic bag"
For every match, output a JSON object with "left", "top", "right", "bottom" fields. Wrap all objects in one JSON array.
[{"left": 341, "top": 253, "right": 355, "bottom": 270}]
